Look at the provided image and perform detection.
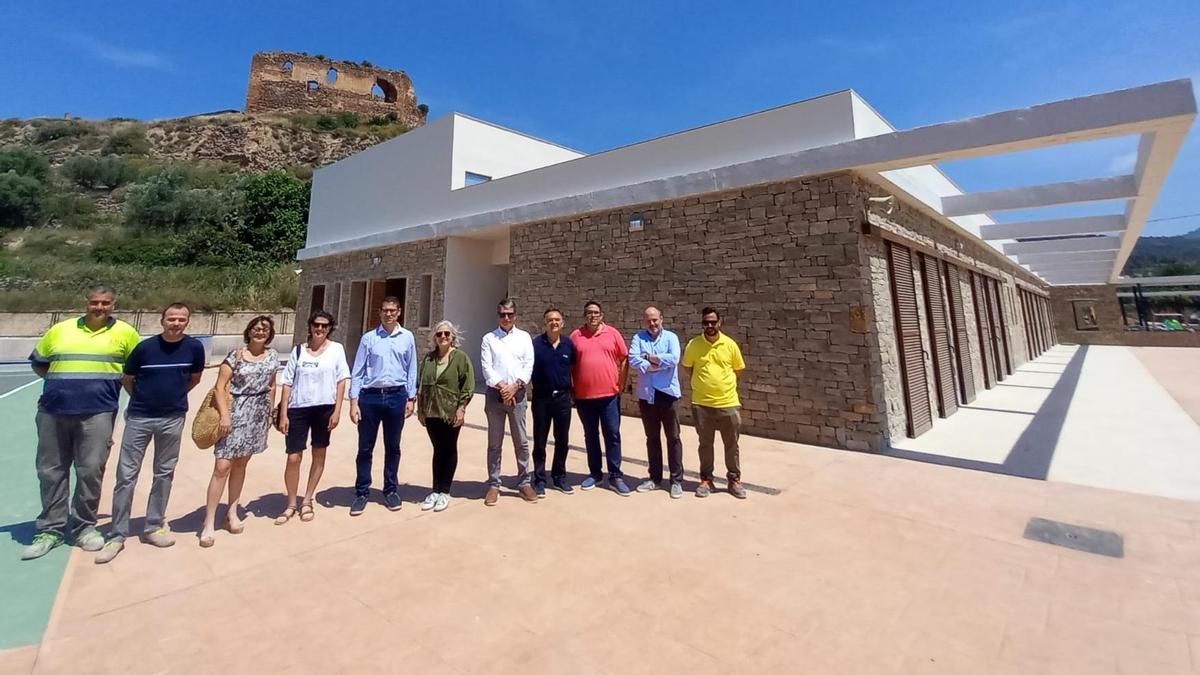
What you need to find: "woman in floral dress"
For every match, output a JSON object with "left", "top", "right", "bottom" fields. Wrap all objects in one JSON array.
[{"left": 199, "top": 316, "right": 279, "bottom": 547}]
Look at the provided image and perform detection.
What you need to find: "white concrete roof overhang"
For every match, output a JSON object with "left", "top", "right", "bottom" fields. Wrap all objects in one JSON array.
[{"left": 299, "top": 80, "right": 1195, "bottom": 289}]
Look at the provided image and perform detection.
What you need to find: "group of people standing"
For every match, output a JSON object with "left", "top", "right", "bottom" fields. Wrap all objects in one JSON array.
[{"left": 19, "top": 287, "right": 746, "bottom": 566}]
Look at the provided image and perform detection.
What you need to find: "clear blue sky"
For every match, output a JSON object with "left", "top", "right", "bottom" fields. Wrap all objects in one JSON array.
[{"left": 3, "top": 0, "right": 1198, "bottom": 236}]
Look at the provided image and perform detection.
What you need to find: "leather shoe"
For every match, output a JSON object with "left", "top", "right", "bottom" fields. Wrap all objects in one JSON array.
[
  {"left": 519, "top": 484, "right": 538, "bottom": 502},
  {"left": 485, "top": 487, "right": 499, "bottom": 506}
]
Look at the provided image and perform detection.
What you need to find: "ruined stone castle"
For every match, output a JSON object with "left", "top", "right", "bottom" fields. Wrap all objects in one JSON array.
[{"left": 245, "top": 51, "right": 426, "bottom": 127}]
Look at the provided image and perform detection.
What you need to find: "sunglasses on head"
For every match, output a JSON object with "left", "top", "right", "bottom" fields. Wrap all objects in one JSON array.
[
  {"left": 497, "top": 311, "right": 515, "bottom": 318},
  {"left": 435, "top": 331, "right": 452, "bottom": 338}
]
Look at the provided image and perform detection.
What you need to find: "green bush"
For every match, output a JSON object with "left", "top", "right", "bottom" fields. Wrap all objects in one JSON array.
[
  {"left": 335, "top": 111, "right": 359, "bottom": 128},
  {"left": 102, "top": 125, "right": 150, "bottom": 156},
  {"left": 124, "top": 168, "right": 231, "bottom": 231},
  {"left": 315, "top": 115, "right": 339, "bottom": 131},
  {"left": 61, "top": 155, "right": 139, "bottom": 190},
  {"left": 0, "top": 148, "right": 50, "bottom": 228},
  {"left": 179, "top": 170, "right": 309, "bottom": 266},
  {"left": 93, "top": 230, "right": 183, "bottom": 266},
  {"left": 33, "top": 121, "right": 90, "bottom": 144},
  {"left": 0, "top": 172, "right": 44, "bottom": 228},
  {"left": 0, "top": 148, "right": 51, "bottom": 182},
  {"left": 42, "top": 193, "right": 97, "bottom": 229}
]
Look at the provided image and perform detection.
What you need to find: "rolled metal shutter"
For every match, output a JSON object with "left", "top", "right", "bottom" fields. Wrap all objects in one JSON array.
[
  {"left": 971, "top": 272, "right": 995, "bottom": 389},
  {"left": 987, "top": 278, "right": 1011, "bottom": 378},
  {"left": 921, "top": 254, "right": 958, "bottom": 417},
  {"left": 888, "top": 242, "right": 933, "bottom": 437},
  {"left": 945, "top": 263, "right": 976, "bottom": 403}
]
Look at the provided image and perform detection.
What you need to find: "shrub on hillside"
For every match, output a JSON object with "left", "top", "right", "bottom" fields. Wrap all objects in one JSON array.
[
  {"left": 0, "top": 148, "right": 51, "bottom": 228},
  {"left": 124, "top": 169, "right": 230, "bottom": 231},
  {"left": 0, "top": 172, "right": 44, "bottom": 228},
  {"left": 179, "top": 170, "right": 310, "bottom": 266},
  {"left": 93, "top": 230, "right": 184, "bottom": 266},
  {"left": 33, "top": 121, "right": 90, "bottom": 144},
  {"left": 102, "top": 126, "right": 150, "bottom": 156},
  {"left": 61, "top": 155, "right": 139, "bottom": 190},
  {"left": 0, "top": 148, "right": 51, "bottom": 183},
  {"left": 42, "top": 192, "right": 97, "bottom": 229}
]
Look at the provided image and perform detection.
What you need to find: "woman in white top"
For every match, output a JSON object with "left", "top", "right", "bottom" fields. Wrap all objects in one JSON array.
[{"left": 274, "top": 310, "right": 350, "bottom": 524}]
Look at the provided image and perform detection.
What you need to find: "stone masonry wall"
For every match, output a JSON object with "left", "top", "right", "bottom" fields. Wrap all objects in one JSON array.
[
  {"left": 295, "top": 238, "right": 446, "bottom": 356},
  {"left": 858, "top": 176, "right": 1047, "bottom": 444},
  {"left": 245, "top": 51, "right": 426, "bottom": 128},
  {"left": 510, "top": 172, "right": 886, "bottom": 451},
  {"left": 1050, "top": 284, "right": 1200, "bottom": 347}
]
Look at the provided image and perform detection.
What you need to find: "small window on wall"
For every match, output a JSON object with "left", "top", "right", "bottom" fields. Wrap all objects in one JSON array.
[
  {"left": 418, "top": 274, "right": 433, "bottom": 328},
  {"left": 310, "top": 285, "right": 326, "bottom": 317},
  {"left": 465, "top": 171, "right": 491, "bottom": 187}
]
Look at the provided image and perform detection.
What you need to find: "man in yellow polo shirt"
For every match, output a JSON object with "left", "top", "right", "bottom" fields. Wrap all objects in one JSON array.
[
  {"left": 21, "top": 286, "right": 141, "bottom": 560},
  {"left": 681, "top": 307, "right": 747, "bottom": 499}
]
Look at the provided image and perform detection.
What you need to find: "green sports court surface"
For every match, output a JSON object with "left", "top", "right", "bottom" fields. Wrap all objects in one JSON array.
[{"left": 0, "top": 365, "right": 67, "bottom": 651}]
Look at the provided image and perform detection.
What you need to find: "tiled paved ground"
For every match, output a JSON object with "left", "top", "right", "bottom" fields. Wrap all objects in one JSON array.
[{"left": 3, "top": 347, "right": 1200, "bottom": 673}]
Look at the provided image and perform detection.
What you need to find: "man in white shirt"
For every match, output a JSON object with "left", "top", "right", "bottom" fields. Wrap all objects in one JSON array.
[{"left": 480, "top": 298, "right": 536, "bottom": 506}]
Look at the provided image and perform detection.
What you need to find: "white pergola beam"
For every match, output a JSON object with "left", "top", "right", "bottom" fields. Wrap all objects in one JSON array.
[
  {"left": 979, "top": 215, "right": 1126, "bottom": 240},
  {"left": 1015, "top": 250, "right": 1118, "bottom": 265},
  {"left": 1110, "top": 126, "right": 1194, "bottom": 282},
  {"left": 1003, "top": 235, "right": 1122, "bottom": 256},
  {"left": 1028, "top": 260, "right": 1117, "bottom": 273},
  {"left": 942, "top": 176, "right": 1137, "bottom": 217},
  {"left": 1113, "top": 274, "right": 1200, "bottom": 287}
]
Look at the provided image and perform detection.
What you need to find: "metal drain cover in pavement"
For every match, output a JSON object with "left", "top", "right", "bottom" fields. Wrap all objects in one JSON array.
[{"left": 1023, "top": 517, "right": 1124, "bottom": 558}]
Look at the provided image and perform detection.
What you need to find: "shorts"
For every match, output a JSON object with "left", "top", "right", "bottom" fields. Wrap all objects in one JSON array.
[{"left": 285, "top": 404, "right": 335, "bottom": 453}]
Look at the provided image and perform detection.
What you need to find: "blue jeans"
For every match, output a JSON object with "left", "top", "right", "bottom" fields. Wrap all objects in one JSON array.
[
  {"left": 575, "top": 395, "right": 622, "bottom": 480},
  {"left": 355, "top": 387, "right": 408, "bottom": 497}
]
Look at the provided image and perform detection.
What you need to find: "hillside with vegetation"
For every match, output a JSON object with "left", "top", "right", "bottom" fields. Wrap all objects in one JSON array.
[
  {"left": 0, "top": 111, "right": 410, "bottom": 310},
  {"left": 1124, "top": 227, "right": 1200, "bottom": 277}
]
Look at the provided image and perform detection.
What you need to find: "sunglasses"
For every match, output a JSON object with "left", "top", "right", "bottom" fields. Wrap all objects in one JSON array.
[
  {"left": 497, "top": 311, "right": 515, "bottom": 318},
  {"left": 310, "top": 322, "right": 331, "bottom": 329},
  {"left": 584, "top": 310, "right": 602, "bottom": 316},
  {"left": 435, "top": 331, "right": 452, "bottom": 338},
  {"left": 702, "top": 320, "right": 719, "bottom": 326}
]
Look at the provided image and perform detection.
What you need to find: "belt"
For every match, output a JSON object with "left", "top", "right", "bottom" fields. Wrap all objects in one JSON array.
[
  {"left": 363, "top": 386, "right": 407, "bottom": 394},
  {"left": 232, "top": 390, "right": 269, "bottom": 397}
]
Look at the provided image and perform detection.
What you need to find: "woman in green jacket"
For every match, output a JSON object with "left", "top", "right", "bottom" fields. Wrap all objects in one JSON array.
[{"left": 417, "top": 320, "right": 475, "bottom": 512}]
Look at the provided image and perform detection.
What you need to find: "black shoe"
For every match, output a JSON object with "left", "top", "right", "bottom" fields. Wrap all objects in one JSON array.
[
  {"left": 350, "top": 495, "right": 368, "bottom": 516},
  {"left": 552, "top": 477, "right": 575, "bottom": 495},
  {"left": 384, "top": 492, "right": 403, "bottom": 511},
  {"left": 534, "top": 482, "right": 546, "bottom": 498}
]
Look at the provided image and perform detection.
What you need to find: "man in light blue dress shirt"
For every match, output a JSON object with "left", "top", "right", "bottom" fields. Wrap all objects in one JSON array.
[
  {"left": 348, "top": 296, "right": 419, "bottom": 516},
  {"left": 627, "top": 306, "right": 685, "bottom": 499}
]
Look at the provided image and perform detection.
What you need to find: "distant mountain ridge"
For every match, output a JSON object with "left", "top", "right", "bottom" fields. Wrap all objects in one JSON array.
[{"left": 1126, "top": 227, "right": 1200, "bottom": 276}]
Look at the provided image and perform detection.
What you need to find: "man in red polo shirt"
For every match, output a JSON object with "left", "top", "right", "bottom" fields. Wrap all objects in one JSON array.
[{"left": 570, "top": 301, "right": 631, "bottom": 495}]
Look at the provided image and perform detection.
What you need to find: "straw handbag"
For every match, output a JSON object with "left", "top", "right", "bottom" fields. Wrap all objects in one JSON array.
[{"left": 191, "top": 387, "right": 226, "bottom": 449}]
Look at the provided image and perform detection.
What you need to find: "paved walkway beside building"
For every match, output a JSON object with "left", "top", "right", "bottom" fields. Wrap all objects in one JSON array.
[
  {"left": 889, "top": 345, "right": 1200, "bottom": 501},
  {"left": 2, "top": 351, "right": 1200, "bottom": 673}
]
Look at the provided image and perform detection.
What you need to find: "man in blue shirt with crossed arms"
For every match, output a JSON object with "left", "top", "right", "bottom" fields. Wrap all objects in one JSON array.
[
  {"left": 349, "top": 296, "right": 419, "bottom": 516},
  {"left": 628, "top": 306, "right": 685, "bottom": 499}
]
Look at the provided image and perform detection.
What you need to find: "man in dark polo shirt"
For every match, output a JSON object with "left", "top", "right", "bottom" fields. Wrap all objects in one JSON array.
[
  {"left": 95, "top": 303, "right": 205, "bottom": 564},
  {"left": 530, "top": 308, "right": 577, "bottom": 496}
]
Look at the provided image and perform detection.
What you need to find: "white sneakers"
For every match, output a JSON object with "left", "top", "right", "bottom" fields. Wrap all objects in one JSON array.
[{"left": 422, "top": 492, "right": 451, "bottom": 512}]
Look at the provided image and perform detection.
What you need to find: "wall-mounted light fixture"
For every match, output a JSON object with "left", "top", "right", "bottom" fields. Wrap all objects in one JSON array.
[
  {"left": 628, "top": 212, "right": 645, "bottom": 232},
  {"left": 370, "top": 254, "right": 382, "bottom": 266}
]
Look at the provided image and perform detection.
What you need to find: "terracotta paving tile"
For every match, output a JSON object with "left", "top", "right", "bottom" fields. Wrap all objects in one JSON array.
[{"left": 14, "top": 367, "right": 1200, "bottom": 673}]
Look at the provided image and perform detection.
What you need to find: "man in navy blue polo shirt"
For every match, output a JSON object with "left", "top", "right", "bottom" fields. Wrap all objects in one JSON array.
[
  {"left": 530, "top": 307, "right": 577, "bottom": 496},
  {"left": 95, "top": 302, "right": 205, "bottom": 563}
]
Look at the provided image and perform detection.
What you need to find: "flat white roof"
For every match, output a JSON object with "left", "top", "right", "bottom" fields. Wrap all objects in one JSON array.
[{"left": 300, "top": 80, "right": 1196, "bottom": 287}]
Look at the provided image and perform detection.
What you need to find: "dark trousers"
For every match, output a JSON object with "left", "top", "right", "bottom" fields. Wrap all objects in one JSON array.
[
  {"left": 639, "top": 393, "right": 684, "bottom": 484},
  {"left": 425, "top": 417, "right": 460, "bottom": 493},
  {"left": 575, "top": 395, "right": 622, "bottom": 480},
  {"left": 355, "top": 388, "right": 407, "bottom": 497},
  {"left": 531, "top": 392, "right": 572, "bottom": 484}
]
